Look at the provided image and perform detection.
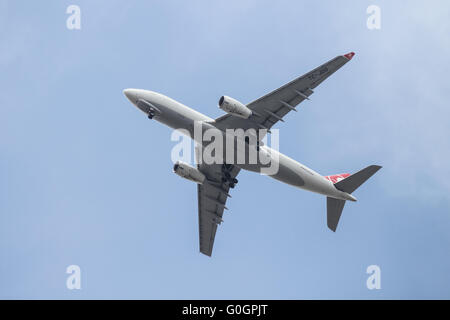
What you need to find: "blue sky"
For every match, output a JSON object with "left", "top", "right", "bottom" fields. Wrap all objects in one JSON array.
[{"left": 1, "top": 0, "right": 450, "bottom": 299}]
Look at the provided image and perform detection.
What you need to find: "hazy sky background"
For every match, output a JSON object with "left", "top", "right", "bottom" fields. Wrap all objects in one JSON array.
[{"left": 1, "top": 0, "right": 450, "bottom": 299}]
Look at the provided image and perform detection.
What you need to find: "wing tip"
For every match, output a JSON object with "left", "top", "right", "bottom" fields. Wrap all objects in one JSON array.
[
  {"left": 343, "top": 52, "right": 355, "bottom": 60},
  {"left": 200, "top": 247, "right": 213, "bottom": 257}
]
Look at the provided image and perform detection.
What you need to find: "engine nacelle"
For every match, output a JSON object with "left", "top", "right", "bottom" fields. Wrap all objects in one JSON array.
[
  {"left": 218, "top": 95, "right": 252, "bottom": 119},
  {"left": 173, "top": 161, "right": 205, "bottom": 184}
]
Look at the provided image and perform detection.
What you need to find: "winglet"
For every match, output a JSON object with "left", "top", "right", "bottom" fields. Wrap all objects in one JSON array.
[{"left": 343, "top": 52, "right": 355, "bottom": 60}]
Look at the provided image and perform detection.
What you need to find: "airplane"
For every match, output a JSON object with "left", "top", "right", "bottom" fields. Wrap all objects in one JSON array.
[{"left": 123, "top": 52, "right": 381, "bottom": 257}]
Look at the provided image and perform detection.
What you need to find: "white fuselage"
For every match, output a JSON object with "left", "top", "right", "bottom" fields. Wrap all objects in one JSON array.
[{"left": 124, "top": 89, "right": 355, "bottom": 202}]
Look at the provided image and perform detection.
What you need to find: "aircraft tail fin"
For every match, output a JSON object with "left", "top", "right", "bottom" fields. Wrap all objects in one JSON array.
[
  {"left": 326, "top": 165, "right": 382, "bottom": 232},
  {"left": 334, "top": 165, "right": 382, "bottom": 194},
  {"left": 327, "top": 197, "right": 346, "bottom": 232}
]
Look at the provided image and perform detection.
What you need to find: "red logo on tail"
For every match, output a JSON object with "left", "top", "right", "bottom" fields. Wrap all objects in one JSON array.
[{"left": 324, "top": 173, "right": 350, "bottom": 184}]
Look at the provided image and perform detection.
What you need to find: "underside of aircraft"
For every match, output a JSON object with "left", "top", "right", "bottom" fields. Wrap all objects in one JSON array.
[{"left": 124, "top": 52, "right": 381, "bottom": 256}]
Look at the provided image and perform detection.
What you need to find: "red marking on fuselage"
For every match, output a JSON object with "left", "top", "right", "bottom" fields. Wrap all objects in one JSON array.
[{"left": 324, "top": 173, "right": 350, "bottom": 184}]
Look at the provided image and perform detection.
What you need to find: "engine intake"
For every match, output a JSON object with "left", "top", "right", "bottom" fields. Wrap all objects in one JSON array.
[
  {"left": 173, "top": 161, "right": 206, "bottom": 184},
  {"left": 218, "top": 95, "right": 252, "bottom": 119}
]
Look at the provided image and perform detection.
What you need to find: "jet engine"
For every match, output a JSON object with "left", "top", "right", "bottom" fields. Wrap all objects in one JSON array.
[
  {"left": 218, "top": 96, "right": 252, "bottom": 119},
  {"left": 173, "top": 161, "right": 206, "bottom": 184}
]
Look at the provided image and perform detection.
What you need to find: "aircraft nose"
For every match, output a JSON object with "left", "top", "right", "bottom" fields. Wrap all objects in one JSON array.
[{"left": 123, "top": 89, "right": 139, "bottom": 104}]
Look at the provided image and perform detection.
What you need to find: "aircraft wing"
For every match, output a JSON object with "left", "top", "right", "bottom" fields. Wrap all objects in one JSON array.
[
  {"left": 213, "top": 53, "right": 355, "bottom": 137},
  {"left": 197, "top": 162, "right": 240, "bottom": 256}
]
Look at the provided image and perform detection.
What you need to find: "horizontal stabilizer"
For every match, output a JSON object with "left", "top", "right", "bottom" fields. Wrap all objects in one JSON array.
[
  {"left": 327, "top": 197, "right": 346, "bottom": 232},
  {"left": 327, "top": 165, "right": 381, "bottom": 231},
  {"left": 334, "top": 165, "right": 382, "bottom": 194}
]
